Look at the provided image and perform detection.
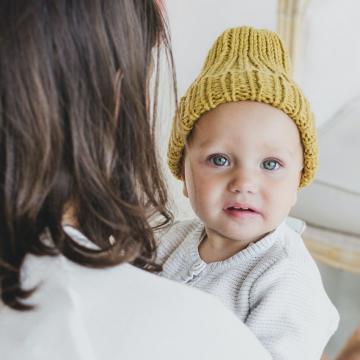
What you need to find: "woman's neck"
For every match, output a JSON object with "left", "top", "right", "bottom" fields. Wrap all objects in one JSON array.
[{"left": 61, "top": 205, "right": 78, "bottom": 228}]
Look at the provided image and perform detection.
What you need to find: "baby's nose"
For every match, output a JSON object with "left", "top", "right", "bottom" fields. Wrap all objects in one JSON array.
[{"left": 227, "top": 171, "right": 258, "bottom": 194}]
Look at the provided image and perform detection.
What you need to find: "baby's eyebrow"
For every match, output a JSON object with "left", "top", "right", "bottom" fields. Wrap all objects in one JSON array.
[
  {"left": 265, "top": 147, "right": 294, "bottom": 156},
  {"left": 196, "top": 140, "right": 220, "bottom": 149},
  {"left": 260, "top": 142, "right": 300, "bottom": 156}
]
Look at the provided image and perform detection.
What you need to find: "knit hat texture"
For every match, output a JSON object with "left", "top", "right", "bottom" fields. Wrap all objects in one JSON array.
[{"left": 167, "top": 26, "right": 318, "bottom": 187}]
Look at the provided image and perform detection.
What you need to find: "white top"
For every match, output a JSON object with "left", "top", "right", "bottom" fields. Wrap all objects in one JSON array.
[
  {"left": 157, "top": 219, "right": 340, "bottom": 360},
  {"left": 0, "top": 227, "right": 271, "bottom": 360}
]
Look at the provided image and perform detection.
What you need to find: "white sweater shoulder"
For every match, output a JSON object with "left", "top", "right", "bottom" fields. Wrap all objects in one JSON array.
[{"left": 0, "top": 241, "right": 271, "bottom": 360}]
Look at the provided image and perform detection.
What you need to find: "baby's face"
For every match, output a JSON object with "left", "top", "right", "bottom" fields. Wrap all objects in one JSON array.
[{"left": 182, "top": 101, "right": 303, "bottom": 246}]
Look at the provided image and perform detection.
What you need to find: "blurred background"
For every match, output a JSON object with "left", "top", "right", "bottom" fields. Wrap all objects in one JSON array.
[{"left": 157, "top": 0, "right": 360, "bottom": 358}]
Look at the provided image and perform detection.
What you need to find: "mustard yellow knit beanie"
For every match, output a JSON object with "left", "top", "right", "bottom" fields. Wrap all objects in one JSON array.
[{"left": 167, "top": 26, "right": 318, "bottom": 187}]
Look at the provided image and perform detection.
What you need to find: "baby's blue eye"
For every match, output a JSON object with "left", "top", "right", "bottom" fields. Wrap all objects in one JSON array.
[
  {"left": 209, "top": 154, "right": 229, "bottom": 167},
  {"left": 262, "top": 159, "right": 280, "bottom": 170}
]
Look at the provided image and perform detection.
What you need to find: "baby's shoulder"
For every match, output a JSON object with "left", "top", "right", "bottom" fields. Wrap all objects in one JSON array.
[
  {"left": 281, "top": 224, "right": 320, "bottom": 274},
  {"left": 249, "top": 224, "right": 339, "bottom": 336},
  {"left": 254, "top": 224, "right": 321, "bottom": 286}
]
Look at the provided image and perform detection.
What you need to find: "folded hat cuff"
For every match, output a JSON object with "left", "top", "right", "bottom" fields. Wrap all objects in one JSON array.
[{"left": 167, "top": 70, "right": 318, "bottom": 188}]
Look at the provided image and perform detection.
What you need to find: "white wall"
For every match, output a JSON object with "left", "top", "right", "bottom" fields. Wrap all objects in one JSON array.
[
  {"left": 299, "top": 0, "right": 360, "bottom": 127},
  {"left": 167, "top": 0, "right": 277, "bottom": 95}
]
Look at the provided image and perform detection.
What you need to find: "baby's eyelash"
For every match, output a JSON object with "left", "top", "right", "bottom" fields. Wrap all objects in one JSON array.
[
  {"left": 261, "top": 158, "right": 283, "bottom": 170},
  {"left": 207, "top": 154, "right": 230, "bottom": 167}
]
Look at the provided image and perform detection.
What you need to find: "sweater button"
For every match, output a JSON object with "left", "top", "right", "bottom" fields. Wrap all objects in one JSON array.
[{"left": 190, "top": 260, "right": 206, "bottom": 275}]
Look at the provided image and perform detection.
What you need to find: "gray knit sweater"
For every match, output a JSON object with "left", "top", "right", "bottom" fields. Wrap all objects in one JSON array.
[{"left": 156, "top": 218, "right": 339, "bottom": 360}]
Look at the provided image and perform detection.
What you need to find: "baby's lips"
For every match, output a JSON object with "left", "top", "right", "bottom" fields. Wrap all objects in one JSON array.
[{"left": 224, "top": 201, "right": 260, "bottom": 214}]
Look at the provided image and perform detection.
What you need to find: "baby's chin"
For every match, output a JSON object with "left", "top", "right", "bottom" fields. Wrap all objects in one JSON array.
[{"left": 205, "top": 224, "right": 273, "bottom": 245}]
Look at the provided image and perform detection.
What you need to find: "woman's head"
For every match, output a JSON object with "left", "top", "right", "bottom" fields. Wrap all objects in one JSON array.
[{"left": 0, "top": 0, "right": 173, "bottom": 309}]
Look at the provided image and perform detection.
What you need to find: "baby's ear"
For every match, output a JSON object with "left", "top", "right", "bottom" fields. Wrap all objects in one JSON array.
[
  {"left": 182, "top": 179, "right": 189, "bottom": 198},
  {"left": 291, "top": 168, "right": 303, "bottom": 206},
  {"left": 180, "top": 168, "right": 189, "bottom": 198},
  {"left": 179, "top": 148, "right": 190, "bottom": 197}
]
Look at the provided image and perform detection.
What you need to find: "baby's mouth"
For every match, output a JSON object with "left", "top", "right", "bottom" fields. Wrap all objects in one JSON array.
[
  {"left": 224, "top": 204, "right": 260, "bottom": 218},
  {"left": 227, "top": 206, "right": 256, "bottom": 213}
]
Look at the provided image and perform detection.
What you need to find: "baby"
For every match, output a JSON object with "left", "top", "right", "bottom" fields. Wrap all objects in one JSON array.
[{"left": 157, "top": 27, "right": 339, "bottom": 359}]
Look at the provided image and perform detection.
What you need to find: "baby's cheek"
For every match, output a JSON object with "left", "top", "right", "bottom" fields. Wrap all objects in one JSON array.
[
  {"left": 290, "top": 189, "right": 298, "bottom": 207},
  {"left": 265, "top": 188, "right": 290, "bottom": 211}
]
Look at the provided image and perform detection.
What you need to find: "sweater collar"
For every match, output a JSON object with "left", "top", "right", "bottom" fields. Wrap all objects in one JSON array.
[{"left": 186, "top": 220, "right": 286, "bottom": 271}]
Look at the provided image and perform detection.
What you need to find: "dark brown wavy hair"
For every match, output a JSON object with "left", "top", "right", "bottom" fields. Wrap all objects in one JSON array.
[{"left": 0, "top": 0, "right": 175, "bottom": 309}]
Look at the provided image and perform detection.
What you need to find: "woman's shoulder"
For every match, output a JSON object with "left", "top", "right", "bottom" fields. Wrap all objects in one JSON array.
[{"left": 0, "top": 255, "right": 271, "bottom": 360}]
